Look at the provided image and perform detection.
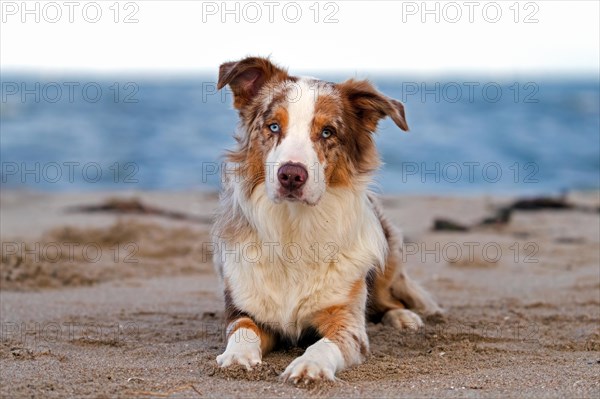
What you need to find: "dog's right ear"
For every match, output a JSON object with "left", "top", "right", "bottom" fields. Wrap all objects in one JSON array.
[{"left": 217, "top": 57, "right": 289, "bottom": 110}]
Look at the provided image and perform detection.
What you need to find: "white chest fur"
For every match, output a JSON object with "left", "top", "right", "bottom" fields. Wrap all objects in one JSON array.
[{"left": 219, "top": 184, "right": 388, "bottom": 339}]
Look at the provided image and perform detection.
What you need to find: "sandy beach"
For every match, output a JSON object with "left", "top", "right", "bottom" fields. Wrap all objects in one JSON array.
[{"left": 1, "top": 190, "right": 599, "bottom": 398}]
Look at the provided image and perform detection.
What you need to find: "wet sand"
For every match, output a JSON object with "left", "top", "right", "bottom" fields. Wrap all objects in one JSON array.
[{"left": 1, "top": 190, "right": 599, "bottom": 398}]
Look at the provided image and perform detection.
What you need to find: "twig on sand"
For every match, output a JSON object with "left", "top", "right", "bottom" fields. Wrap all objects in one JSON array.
[{"left": 190, "top": 385, "right": 202, "bottom": 395}]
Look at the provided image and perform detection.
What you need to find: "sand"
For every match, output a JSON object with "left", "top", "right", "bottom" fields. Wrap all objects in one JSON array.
[{"left": 1, "top": 190, "right": 599, "bottom": 398}]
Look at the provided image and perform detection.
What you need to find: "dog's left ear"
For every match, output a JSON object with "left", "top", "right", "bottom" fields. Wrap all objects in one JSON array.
[
  {"left": 337, "top": 79, "right": 409, "bottom": 132},
  {"left": 217, "top": 57, "right": 289, "bottom": 110}
]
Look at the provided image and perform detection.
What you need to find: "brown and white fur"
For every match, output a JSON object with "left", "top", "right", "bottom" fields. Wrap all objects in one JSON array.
[{"left": 212, "top": 57, "right": 441, "bottom": 383}]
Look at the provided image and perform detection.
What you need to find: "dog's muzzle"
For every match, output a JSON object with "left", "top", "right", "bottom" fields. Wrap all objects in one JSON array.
[{"left": 277, "top": 163, "right": 308, "bottom": 196}]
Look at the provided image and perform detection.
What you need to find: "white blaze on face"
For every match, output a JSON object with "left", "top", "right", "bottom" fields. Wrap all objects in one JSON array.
[{"left": 265, "top": 79, "right": 326, "bottom": 205}]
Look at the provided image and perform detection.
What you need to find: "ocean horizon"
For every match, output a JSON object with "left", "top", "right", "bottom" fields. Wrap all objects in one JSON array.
[{"left": 1, "top": 74, "right": 598, "bottom": 196}]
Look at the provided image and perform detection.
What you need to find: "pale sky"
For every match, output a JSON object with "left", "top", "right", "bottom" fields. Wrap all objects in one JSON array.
[{"left": 1, "top": 0, "right": 598, "bottom": 75}]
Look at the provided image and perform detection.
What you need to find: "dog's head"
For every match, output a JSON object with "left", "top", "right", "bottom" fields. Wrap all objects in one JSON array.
[{"left": 218, "top": 57, "right": 409, "bottom": 206}]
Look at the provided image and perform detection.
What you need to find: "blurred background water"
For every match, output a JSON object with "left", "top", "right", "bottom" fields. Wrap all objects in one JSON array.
[{"left": 1, "top": 75, "right": 598, "bottom": 195}]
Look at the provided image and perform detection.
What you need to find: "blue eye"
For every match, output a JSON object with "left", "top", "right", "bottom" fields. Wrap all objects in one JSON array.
[
  {"left": 268, "top": 123, "right": 281, "bottom": 133},
  {"left": 321, "top": 128, "right": 333, "bottom": 139}
]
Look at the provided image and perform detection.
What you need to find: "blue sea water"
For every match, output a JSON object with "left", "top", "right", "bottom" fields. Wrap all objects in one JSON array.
[{"left": 1, "top": 75, "right": 598, "bottom": 195}]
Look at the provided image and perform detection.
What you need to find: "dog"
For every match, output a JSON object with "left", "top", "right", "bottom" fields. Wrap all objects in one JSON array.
[{"left": 212, "top": 57, "right": 441, "bottom": 383}]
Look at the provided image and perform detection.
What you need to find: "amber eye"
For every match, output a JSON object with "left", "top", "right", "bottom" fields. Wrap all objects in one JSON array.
[
  {"left": 268, "top": 123, "right": 281, "bottom": 133},
  {"left": 321, "top": 128, "right": 334, "bottom": 139}
]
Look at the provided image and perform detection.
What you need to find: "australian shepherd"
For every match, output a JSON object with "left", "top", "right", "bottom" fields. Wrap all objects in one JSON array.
[{"left": 212, "top": 57, "right": 441, "bottom": 383}]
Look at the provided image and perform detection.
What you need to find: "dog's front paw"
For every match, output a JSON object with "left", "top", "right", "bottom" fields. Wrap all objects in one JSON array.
[
  {"left": 382, "top": 308, "right": 424, "bottom": 330},
  {"left": 281, "top": 337, "right": 344, "bottom": 384},
  {"left": 216, "top": 346, "right": 261, "bottom": 370},
  {"left": 217, "top": 326, "right": 262, "bottom": 370},
  {"left": 281, "top": 357, "right": 336, "bottom": 384}
]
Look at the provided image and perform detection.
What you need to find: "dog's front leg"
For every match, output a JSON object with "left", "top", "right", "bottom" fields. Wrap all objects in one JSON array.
[
  {"left": 216, "top": 317, "right": 274, "bottom": 370},
  {"left": 282, "top": 303, "right": 368, "bottom": 383}
]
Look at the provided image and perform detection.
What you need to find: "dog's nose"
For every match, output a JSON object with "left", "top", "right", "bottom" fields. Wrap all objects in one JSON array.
[{"left": 278, "top": 163, "right": 308, "bottom": 191}]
